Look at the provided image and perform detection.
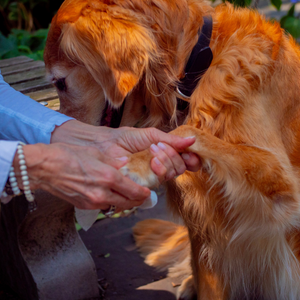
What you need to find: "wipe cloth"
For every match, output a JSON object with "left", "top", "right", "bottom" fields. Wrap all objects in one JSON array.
[
  {"left": 139, "top": 190, "right": 158, "bottom": 209},
  {"left": 75, "top": 190, "right": 158, "bottom": 231}
]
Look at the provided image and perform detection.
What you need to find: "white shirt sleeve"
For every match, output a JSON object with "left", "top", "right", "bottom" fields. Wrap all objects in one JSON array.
[{"left": 0, "top": 70, "right": 73, "bottom": 197}]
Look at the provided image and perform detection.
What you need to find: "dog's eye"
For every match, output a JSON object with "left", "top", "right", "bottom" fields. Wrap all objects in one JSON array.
[{"left": 54, "top": 78, "right": 67, "bottom": 92}]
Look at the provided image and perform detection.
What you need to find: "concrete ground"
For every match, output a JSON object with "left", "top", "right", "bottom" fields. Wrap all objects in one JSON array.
[{"left": 79, "top": 190, "right": 181, "bottom": 300}]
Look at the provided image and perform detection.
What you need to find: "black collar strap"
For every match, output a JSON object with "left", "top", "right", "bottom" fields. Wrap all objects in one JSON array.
[
  {"left": 101, "top": 17, "right": 213, "bottom": 128},
  {"left": 177, "top": 16, "right": 213, "bottom": 100},
  {"left": 100, "top": 99, "right": 126, "bottom": 128}
]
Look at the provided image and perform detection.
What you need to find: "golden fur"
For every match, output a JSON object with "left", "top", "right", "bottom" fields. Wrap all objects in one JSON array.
[{"left": 44, "top": 0, "right": 300, "bottom": 299}]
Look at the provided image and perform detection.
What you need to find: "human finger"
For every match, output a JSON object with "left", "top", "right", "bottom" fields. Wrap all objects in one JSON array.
[
  {"left": 145, "top": 128, "right": 196, "bottom": 151},
  {"left": 181, "top": 152, "right": 202, "bottom": 172},
  {"left": 74, "top": 188, "right": 145, "bottom": 210},
  {"left": 157, "top": 142, "right": 187, "bottom": 175},
  {"left": 151, "top": 142, "right": 187, "bottom": 181},
  {"left": 107, "top": 170, "right": 151, "bottom": 202},
  {"left": 149, "top": 143, "right": 173, "bottom": 181}
]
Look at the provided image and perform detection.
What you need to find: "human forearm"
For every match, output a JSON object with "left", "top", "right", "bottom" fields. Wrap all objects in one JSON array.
[
  {"left": 10, "top": 143, "right": 150, "bottom": 210},
  {"left": 50, "top": 119, "right": 105, "bottom": 145}
]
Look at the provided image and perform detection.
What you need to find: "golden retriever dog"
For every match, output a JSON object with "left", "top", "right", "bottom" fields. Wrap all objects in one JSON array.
[{"left": 44, "top": 0, "right": 300, "bottom": 299}]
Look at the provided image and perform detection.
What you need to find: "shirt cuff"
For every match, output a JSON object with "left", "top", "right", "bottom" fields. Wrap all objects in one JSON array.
[{"left": 0, "top": 140, "right": 19, "bottom": 198}]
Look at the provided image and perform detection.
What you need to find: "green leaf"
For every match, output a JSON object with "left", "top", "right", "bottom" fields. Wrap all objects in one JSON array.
[
  {"left": 287, "top": 4, "right": 295, "bottom": 17},
  {"left": 0, "top": 32, "right": 14, "bottom": 57},
  {"left": 281, "top": 16, "right": 300, "bottom": 39},
  {"left": 271, "top": 0, "right": 282, "bottom": 11},
  {"left": 227, "top": 0, "right": 252, "bottom": 7},
  {"left": 0, "top": 0, "right": 10, "bottom": 9},
  {"left": 111, "top": 213, "right": 122, "bottom": 218},
  {"left": 97, "top": 213, "right": 106, "bottom": 220},
  {"left": 27, "top": 50, "right": 44, "bottom": 61},
  {"left": 75, "top": 223, "right": 82, "bottom": 231},
  {"left": 18, "top": 44, "right": 32, "bottom": 53}
]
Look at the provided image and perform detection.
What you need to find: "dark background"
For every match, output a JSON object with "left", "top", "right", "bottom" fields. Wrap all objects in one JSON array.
[{"left": 0, "top": 0, "right": 64, "bottom": 35}]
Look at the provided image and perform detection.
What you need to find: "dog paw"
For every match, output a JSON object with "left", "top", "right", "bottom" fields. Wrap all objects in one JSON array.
[
  {"left": 119, "top": 149, "right": 160, "bottom": 189},
  {"left": 177, "top": 275, "right": 196, "bottom": 300}
]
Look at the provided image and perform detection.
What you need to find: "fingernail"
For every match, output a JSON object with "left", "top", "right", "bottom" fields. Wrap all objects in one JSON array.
[
  {"left": 182, "top": 153, "right": 190, "bottom": 160},
  {"left": 157, "top": 142, "right": 166, "bottom": 150},
  {"left": 153, "top": 157, "right": 162, "bottom": 165},
  {"left": 150, "top": 144, "right": 159, "bottom": 153},
  {"left": 184, "top": 136, "right": 195, "bottom": 139},
  {"left": 117, "top": 156, "right": 128, "bottom": 161}
]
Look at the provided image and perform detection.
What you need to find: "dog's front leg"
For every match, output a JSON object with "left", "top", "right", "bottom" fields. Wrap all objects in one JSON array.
[
  {"left": 121, "top": 124, "right": 300, "bottom": 230},
  {"left": 173, "top": 125, "right": 300, "bottom": 230}
]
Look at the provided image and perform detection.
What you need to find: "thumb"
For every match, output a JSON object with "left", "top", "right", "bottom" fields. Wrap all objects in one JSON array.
[
  {"left": 163, "top": 135, "right": 196, "bottom": 152},
  {"left": 105, "top": 156, "right": 129, "bottom": 170}
]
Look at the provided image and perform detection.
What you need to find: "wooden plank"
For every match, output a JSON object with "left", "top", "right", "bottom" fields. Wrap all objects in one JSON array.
[
  {"left": 24, "top": 87, "right": 58, "bottom": 102},
  {"left": 1, "top": 61, "right": 45, "bottom": 76},
  {"left": 3, "top": 68, "right": 46, "bottom": 85},
  {"left": 46, "top": 99, "right": 60, "bottom": 111},
  {"left": 11, "top": 77, "right": 52, "bottom": 93},
  {"left": 0, "top": 56, "right": 33, "bottom": 68}
]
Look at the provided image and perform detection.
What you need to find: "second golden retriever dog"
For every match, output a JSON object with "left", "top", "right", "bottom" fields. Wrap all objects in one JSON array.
[{"left": 44, "top": 0, "right": 300, "bottom": 299}]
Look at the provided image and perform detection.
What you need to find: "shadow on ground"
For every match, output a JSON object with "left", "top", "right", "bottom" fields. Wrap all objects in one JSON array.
[{"left": 79, "top": 190, "right": 180, "bottom": 300}]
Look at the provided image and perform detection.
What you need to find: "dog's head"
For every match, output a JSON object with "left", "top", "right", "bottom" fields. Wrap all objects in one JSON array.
[{"left": 44, "top": 0, "right": 210, "bottom": 127}]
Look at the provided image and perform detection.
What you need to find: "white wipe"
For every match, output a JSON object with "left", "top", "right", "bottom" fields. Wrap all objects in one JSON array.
[
  {"left": 75, "top": 191, "right": 158, "bottom": 231},
  {"left": 75, "top": 208, "right": 100, "bottom": 231},
  {"left": 139, "top": 190, "right": 158, "bottom": 209}
]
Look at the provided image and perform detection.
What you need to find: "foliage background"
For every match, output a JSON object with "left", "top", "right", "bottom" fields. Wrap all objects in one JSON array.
[
  {"left": 0, "top": 0, "right": 299, "bottom": 61},
  {"left": 0, "top": 0, "right": 63, "bottom": 60}
]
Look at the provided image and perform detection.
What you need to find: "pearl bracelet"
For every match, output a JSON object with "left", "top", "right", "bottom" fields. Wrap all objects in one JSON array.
[
  {"left": 9, "top": 165, "right": 21, "bottom": 196},
  {"left": 16, "top": 143, "right": 37, "bottom": 212}
]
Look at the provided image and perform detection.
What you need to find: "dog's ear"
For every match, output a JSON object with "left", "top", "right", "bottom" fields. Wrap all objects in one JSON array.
[{"left": 59, "top": 7, "right": 156, "bottom": 107}]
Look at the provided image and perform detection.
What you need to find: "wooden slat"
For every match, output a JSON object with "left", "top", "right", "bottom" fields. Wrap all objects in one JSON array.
[
  {"left": 11, "top": 77, "right": 52, "bottom": 93},
  {"left": 46, "top": 99, "right": 60, "bottom": 111},
  {"left": 2, "top": 57, "right": 60, "bottom": 111},
  {"left": 0, "top": 56, "right": 33, "bottom": 68},
  {"left": 24, "top": 87, "right": 58, "bottom": 102},
  {"left": 3, "top": 68, "right": 46, "bottom": 85},
  {"left": 1, "top": 60, "right": 45, "bottom": 76}
]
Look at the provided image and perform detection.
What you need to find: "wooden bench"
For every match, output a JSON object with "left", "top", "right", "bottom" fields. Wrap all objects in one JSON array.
[{"left": 0, "top": 56, "right": 99, "bottom": 300}]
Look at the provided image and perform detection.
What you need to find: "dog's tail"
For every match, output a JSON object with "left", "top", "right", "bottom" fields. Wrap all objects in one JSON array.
[{"left": 133, "top": 219, "right": 192, "bottom": 280}]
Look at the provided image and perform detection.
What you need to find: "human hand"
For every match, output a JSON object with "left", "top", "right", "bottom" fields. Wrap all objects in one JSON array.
[
  {"left": 51, "top": 120, "right": 201, "bottom": 183},
  {"left": 13, "top": 143, "right": 150, "bottom": 210}
]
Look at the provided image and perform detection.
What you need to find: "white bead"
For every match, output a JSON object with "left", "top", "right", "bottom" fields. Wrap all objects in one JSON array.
[
  {"left": 10, "top": 167, "right": 14, "bottom": 171},
  {"left": 9, "top": 177, "right": 17, "bottom": 183},
  {"left": 10, "top": 182, "right": 18, "bottom": 187},
  {"left": 18, "top": 154, "right": 25, "bottom": 160},
  {"left": 24, "top": 190, "right": 32, "bottom": 195},
  {"left": 12, "top": 187, "right": 20, "bottom": 193},
  {"left": 22, "top": 176, "right": 29, "bottom": 181},
  {"left": 19, "top": 159, "right": 26, "bottom": 165},
  {"left": 17, "top": 149, "right": 23, "bottom": 154},
  {"left": 21, "top": 170, "right": 27, "bottom": 176},
  {"left": 2, "top": 191, "right": 8, "bottom": 197},
  {"left": 24, "top": 186, "right": 30, "bottom": 190},
  {"left": 20, "top": 165, "right": 27, "bottom": 170},
  {"left": 23, "top": 180, "right": 30, "bottom": 186},
  {"left": 9, "top": 172, "right": 15, "bottom": 177},
  {"left": 26, "top": 197, "right": 34, "bottom": 202}
]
